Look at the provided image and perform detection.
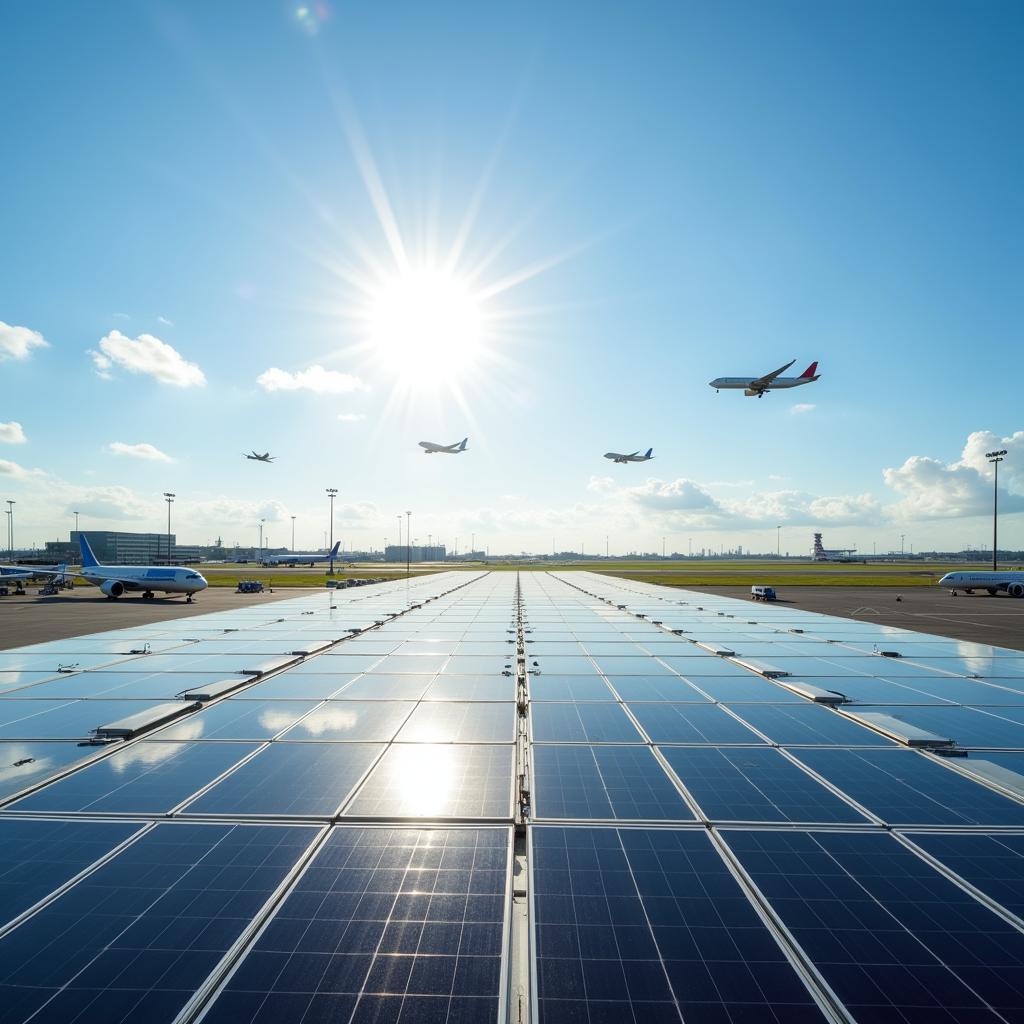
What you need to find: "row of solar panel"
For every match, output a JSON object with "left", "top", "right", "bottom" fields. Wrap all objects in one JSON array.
[
  {"left": 13, "top": 693, "right": 1024, "bottom": 748},
  {"left": 2, "top": 818, "right": 1024, "bottom": 1024}
]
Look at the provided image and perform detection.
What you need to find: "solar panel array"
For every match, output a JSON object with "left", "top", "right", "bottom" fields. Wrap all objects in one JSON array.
[{"left": 2, "top": 568, "right": 1024, "bottom": 1023}]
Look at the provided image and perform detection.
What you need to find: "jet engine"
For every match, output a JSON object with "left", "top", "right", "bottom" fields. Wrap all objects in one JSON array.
[
  {"left": 100, "top": 580, "right": 124, "bottom": 598},
  {"left": 743, "top": 389, "right": 763, "bottom": 398},
  {"left": 1009, "top": 583, "right": 1024, "bottom": 599}
]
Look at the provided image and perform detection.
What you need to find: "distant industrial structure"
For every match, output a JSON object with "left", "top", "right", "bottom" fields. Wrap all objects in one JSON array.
[
  {"left": 384, "top": 544, "right": 446, "bottom": 562},
  {"left": 812, "top": 532, "right": 857, "bottom": 562}
]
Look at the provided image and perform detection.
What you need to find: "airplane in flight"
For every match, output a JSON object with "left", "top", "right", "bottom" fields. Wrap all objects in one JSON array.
[
  {"left": 3, "top": 535, "right": 208, "bottom": 601},
  {"left": 419, "top": 438, "right": 468, "bottom": 455},
  {"left": 938, "top": 570, "right": 1024, "bottom": 598},
  {"left": 263, "top": 541, "right": 341, "bottom": 567},
  {"left": 243, "top": 451, "right": 276, "bottom": 462},
  {"left": 709, "top": 360, "right": 820, "bottom": 397},
  {"left": 604, "top": 448, "right": 654, "bottom": 464}
]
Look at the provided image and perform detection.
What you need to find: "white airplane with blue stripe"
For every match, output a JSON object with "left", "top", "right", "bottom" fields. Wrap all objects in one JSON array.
[{"left": 3, "top": 534, "right": 208, "bottom": 601}]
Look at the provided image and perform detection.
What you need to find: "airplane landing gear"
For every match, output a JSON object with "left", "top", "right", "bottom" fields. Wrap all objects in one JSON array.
[
  {"left": 186, "top": 594, "right": 194, "bottom": 603},
  {"left": 142, "top": 591, "right": 155, "bottom": 600}
]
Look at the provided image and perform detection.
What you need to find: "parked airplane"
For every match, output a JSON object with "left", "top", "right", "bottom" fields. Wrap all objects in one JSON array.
[
  {"left": 419, "top": 438, "right": 468, "bottom": 454},
  {"left": 3, "top": 535, "right": 208, "bottom": 601},
  {"left": 938, "top": 571, "right": 1024, "bottom": 598},
  {"left": 243, "top": 451, "right": 276, "bottom": 462},
  {"left": 604, "top": 448, "right": 654, "bottom": 464},
  {"left": 263, "top": 542, "right": 341, "bottom": 566},
  {"left": 709, "top": 360, "right": 820, "bottom": 397}
]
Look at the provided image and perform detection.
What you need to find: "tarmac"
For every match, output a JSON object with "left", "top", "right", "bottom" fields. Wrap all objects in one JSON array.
[
  {"left": 0, "top": 586, "right": 308, "bottom": 650},
  {"left": 682, "top": 584, "right": 1024, "bottom": 651}
]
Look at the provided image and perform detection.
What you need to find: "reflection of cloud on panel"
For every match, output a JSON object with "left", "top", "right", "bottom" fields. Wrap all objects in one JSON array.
[
  {"left": 109, "top": 739, "right": 193, "bottom": 772},
  {"left": 283, "top": 707, "right": 358, "bottom": 737},
  {"left": 259, "top": 708, "right": 320, "bottom": 733}
]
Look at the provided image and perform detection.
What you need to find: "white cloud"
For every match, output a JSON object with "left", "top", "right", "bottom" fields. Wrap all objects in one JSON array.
[
  {"left": 90, "top": 331, "right": 206, "bottom": 387},
  {"left": 626, "top": 478, "right": 720, "bottom": 513},
  {"left": 0, "top": 422, "right": 27, "bottom": 444},
  {"left": 157, "top": 316, "right": 174, "bottom": 326},
  {"left": 883, "top": 430, "right": 1024, "bottom": 521},
  {"left": 108, "top": 442, "right": 174, "bottom": 463},
  {"left": 337, "top": 412, "right": 367, "bottom": 422},
  {"left": 65, "top": 485, "right": 154, "bottom": 521},
  {"left": 790, "top": 403, "right": 816, "bottom": 415},
  {"left": 0, "top": 321, "right": 49, "bottom": 361},
  {"left": 586, "top": 476, "right": 616, "bottom": 494},
  {"left": 0, "top": 459, "right": 45, "bottom": 480},
  {"left": 258, "top": 364, "right": 366, "bottom": 394}
]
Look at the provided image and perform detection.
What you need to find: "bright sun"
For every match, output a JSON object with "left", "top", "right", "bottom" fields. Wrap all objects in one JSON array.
[{"left": 365, "top": 268, "right": 485, "bottom": 388}]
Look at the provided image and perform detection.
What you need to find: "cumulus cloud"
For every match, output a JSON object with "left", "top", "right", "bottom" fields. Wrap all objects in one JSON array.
[
  {"left": 0, "top": 422, "right": 27, "bottom": 444},
  {"left": 883, "top": 430, "right": 1024, "bottom": 521},
  {"left": 258, "top": 365, "right": 366, "bottom": 394},
  {"left": 337, "top": 413, "right": 366, "bottom": 422},
  {"left": 66, "top": 486, "right": 154, "bottom": 521},
  {"left": 0, "top": 321, "right": 49, "bottom": 361},
  {"left": 0, "top": 459, "right": 45, "bottom": 479},
  {"left": 108, "top": 442, "right": 174, "bottom": 463},
  {"left": 626, "top": 478, "right": 720, "bottom": 513},
  {"left": 790, "top": 403, "right": 816, "bottom": 415},
  {"left": 157, "top": 316, "right": 174, "bottom": 326},
  {"left": 89, "top": 331, "right": 206, "bottom": 387}
]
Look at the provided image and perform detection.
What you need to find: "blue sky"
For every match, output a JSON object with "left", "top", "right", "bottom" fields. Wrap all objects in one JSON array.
[{"left": 1, "top": 0, "right": 1021, "bottom": 555}]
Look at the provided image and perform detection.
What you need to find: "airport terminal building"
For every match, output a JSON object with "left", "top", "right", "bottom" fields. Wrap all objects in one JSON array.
[{"left": 45, "top": 531, "right": 176, "bottom": 564}]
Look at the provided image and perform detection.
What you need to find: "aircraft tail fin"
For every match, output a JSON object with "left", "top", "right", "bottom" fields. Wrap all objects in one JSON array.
[
  {"left": 329, "top": 541, "right": 340, "bottom": 557},
  {"left": 644, "top": 448, "right": 653, "bottom": 458},
  {"left": 78, "top": 534, "right": 99, "bottom": 568},
  {"left": 800, "top": 361, "right": 819, "bottom": 378},
  {"left": 459, "top": 438, "right": 468, "bottom": 451}
]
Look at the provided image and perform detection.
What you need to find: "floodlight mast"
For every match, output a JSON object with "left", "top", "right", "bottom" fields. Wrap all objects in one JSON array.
[
  {"left": 163, "top": 493, "right": 175, "bottom": 565},
  {"left": 326, "top": 488, "right": 338, "bottom": 575},
  {"left": 987, "top": 450, "right": 1007, "bottom": 571}
]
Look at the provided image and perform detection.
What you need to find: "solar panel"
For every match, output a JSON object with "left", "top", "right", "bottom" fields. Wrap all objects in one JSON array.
[
  {"left": 0, "top": 822, "right": 318, "bottom": 1023},
  {"left": 0, "top": 817, "right": 143, "bottom": 928},
  {"left": 532, "top": 826, "right": 827, "bottom": 1023},
  {"left": 725, "top": 829, "right": 1024, "bottom": 1022},
  {"left": 197, "top": 826, "right": 509, "bottom": 1024}
]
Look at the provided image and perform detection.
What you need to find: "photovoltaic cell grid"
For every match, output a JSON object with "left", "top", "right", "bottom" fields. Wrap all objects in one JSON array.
[{"left": 0, "top": 568, "right": 1023, "bottom": 1022}]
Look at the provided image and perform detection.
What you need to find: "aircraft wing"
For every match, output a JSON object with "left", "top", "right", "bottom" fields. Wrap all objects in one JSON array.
[
  {"left": 751, "top": 359, "right": 796, "bottom": 388},
  {"left": 1, "top": 564, "right": 85, "bottom": 580}
]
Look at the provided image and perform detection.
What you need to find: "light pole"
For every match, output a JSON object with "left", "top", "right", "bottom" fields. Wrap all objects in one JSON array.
[
  {"left": 73, "top": 510, "right": 79, "bottom": 541},
  {"left": 6, "top": 499, "right": 15, "bottom": 558},
  {"left": 326, "top": 488, "right": 338, "bottom": 574},
  {"left": 900, "top": 534, "right": 905, "bottom": 557},
  {"left": 987, "top": 449, "right": 1007, "bottom": 571},
  {"left": 291, "top": 516, "right": 296, "bottom": 552},
  {"left": 162, "top": 493, "right": 175, "bottom": 565},
  {"left": 776, "top": 525, "right": 781, "bottom": 558},
  {"left": 406, "top": 510, "right": 411, "bottom": 578},
  {"left": 258, "top": 519, "right": 265, "bottom": 563}
]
